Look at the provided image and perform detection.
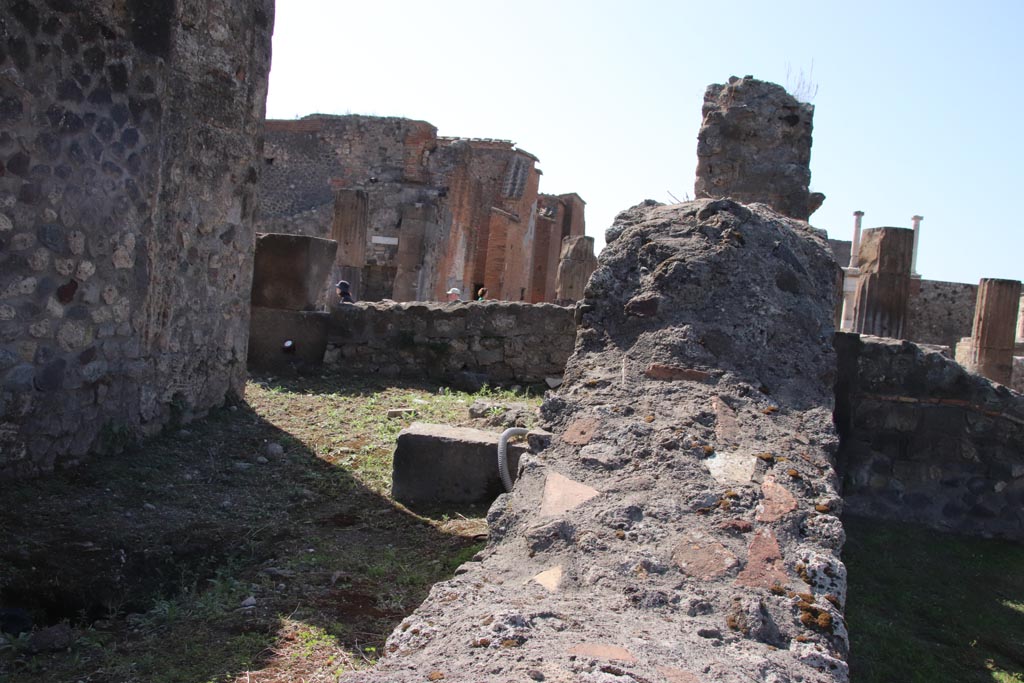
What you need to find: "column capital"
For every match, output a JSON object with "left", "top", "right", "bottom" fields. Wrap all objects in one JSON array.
[
  {"left": 911, "top": 215, "right": 924, "bottom": 222},
  {"left": 853, "top": 210, "right": 865, "bottom": 217}
]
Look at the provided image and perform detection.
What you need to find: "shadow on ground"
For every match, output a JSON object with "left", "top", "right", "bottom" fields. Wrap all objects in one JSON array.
[
  {"left": 0, "top": 373, "right": 499, "bottom": 682},
  {"left": 844, "top": 514, "right": 1024, "bottom": 683}
]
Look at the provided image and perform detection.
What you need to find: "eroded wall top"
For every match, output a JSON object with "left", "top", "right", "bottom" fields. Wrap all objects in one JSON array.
[{"left": 695, "top": 76, "right": 820, "bottom": 221}]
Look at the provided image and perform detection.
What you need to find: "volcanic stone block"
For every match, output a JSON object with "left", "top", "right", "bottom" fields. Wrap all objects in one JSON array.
[
  {"left": 852, "top": 227, "right": 914, "bottom": 338},
  {"left": 391, "top": 422, "right": 525, "bottom": 505},
  {"left": 966, "top": 278, "right": 1021, "bottom": 385},
  {"left": 247, "top": 307, "right": 329, "bottom": 370},
  {"left": 250, "top": 233, "right": 339, "bottom": 311}
]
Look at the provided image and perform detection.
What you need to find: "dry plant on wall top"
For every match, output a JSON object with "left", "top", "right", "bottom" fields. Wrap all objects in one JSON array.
[{"left": 785, "top": 61, "right": 819, "bottom": 103}]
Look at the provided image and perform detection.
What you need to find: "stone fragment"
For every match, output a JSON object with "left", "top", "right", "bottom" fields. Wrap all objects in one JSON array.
[
  {"left": 562, "top": 417, "right": 599, "bottom": 445},
  {"left": 531, "top": 565, "right": 563, "bottom": 592},
  {"left": 112, "top": 245, "right": 133, "bottom": 268},
  {"left": 387, "top": 408, "right": 417, "bottom": 419},
  {"left": 704, "top": 450, "right": 756, "bottom": 485},
  {"left": 567, "top": 643, "right": 636, "bottom": 663},
  {"left": 539, "top": 471, "right": 599, "bottom": 517},
  {"left": 736, "top": 529, "right": 789, "bottom": 589},
  {"left": 712, "top": 395, "right": 738, "bottom": 446},
  {"left": 657, "top": 666, "right": 703, "bottom": 683},
  {"left": 644, "top": 364, "right": 710, "bottom": 382},
  {"left": 545, "top": 376, "right": 563, "bottom": 389},
  {"left": 755, "top": 475, "right": 798, "bottom": 522},
  {"left": 671, "top": 531, "right": 738, "bottom": 579}
]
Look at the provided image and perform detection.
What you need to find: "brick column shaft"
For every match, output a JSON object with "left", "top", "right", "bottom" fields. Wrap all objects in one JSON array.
[
  {"left": 852, "top": 227, "right": 914, "bottom": 338},
  {"left": 968, "top": 278, "right": 1022, "bottom": 384}
]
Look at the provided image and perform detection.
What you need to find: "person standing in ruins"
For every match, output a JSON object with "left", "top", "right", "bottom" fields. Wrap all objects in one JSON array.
[
  {"left": 477, "top": 287, "right": 488, "bottom": 301},
  {"left": 336, "top": 280, "right": 354, "bottom": 304},
  {"left": 446, "top": 287, "right": 462, "bottom": 302}
]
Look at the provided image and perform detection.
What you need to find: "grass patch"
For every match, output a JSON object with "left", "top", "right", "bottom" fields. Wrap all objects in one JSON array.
[
  {"left": 844, "top": 515, "right": 1024, "bottom": 683},
  {"left": 0, "top": 373, "right": 539, "bottom": 683}
]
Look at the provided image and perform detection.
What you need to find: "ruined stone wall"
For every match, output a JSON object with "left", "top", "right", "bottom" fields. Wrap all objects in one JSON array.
[
  {"left": 695, "top": 76, "right": 818, "bottom": 221},
  {"left": 0, "top": 0, "right": 273, "bottom": 477},
  {"left": 904, "top": 279, "right": 978, "bottom": 350},
  {"left": 835, "top": 333, "right": 1024, "bottom": 540},
  {"left": 260, "top": 116, "right": 437, "bottom": 226},
  {"left": 325, "top": 302, "right": 575, "bottom": 385},
  {"left": 345, "top": 199, "right": 850, "bottom": 683}
]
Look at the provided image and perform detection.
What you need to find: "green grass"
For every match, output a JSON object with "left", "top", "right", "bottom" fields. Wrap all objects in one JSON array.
[{"left": 844, "top": 515, "right": 1024, "bottom": 683}]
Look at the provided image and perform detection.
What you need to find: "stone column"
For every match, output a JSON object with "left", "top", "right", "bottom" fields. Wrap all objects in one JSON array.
[
  {"left": 555, "top": 236, "right": 598, "bottom": 303},
  {"left": 839, "top": 211, "right": 864, "bottom": 331},
  {"left": 851, "top": 228, "right": 915, "bottom": 338},
  {"left": 1017, "top": 294, "right": 1024, "bottom": 342},
  {"left": 910, "top": 215, "right": 923, "bottom": 276},
  {"left": 849, "top": 211, "right": 864, "bottom": 268},
  {"left": 966, "top": 278, "right": 1022, "bottom": 385}
]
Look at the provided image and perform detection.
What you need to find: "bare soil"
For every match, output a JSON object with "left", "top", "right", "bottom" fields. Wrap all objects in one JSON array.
[{"left": 0, "top": 373, "right": 538, "bottom": 682}]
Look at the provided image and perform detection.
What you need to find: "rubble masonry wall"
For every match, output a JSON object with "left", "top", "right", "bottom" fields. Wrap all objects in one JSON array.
[
  {"left": 904, "top": 279, "right": 977, "bottom": 351},
  {"left": 0, "top": 1, "right": 274, "bottom": 477},
  {"left": 325, "top": 301, "right": 576, "bottom": 386},
  {"left": 835, "top": 333, "right": 1024, "bottom": 540}
]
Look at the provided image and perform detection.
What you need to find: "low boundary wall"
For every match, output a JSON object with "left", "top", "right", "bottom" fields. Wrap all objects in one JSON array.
[{"left": 325, "top": 301, "right": 576, "bottom": 387}]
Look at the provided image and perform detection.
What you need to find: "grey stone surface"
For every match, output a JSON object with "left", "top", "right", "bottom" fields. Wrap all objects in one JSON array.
[
  {"left": 695, "top": 76, "right": 820, "bottom": 221},
  {"left": 392, "top": 422, "right": 526, "bottom": 506},
  {"left": 0, "top": 0, "right": 274, "bottom": 477},
  {"left": 345, "top": 198, "right": 847, "bottom": 682}
]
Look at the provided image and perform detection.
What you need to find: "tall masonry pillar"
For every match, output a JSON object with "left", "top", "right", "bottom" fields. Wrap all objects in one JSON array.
[
  {"left": 851, "top": 227, "right": 915, "bottom": 338},
  {"left": 967, "top": 278, "right": 1021, "bottom": 385}
]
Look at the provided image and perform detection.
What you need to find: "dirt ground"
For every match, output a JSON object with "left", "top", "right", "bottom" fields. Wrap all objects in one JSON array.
[{"left": 0, "top": 373, "right": 539, "bottom": 682}]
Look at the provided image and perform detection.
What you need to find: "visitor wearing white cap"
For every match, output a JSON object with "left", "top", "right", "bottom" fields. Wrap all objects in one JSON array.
[{"left": 446, "top": 287, "right": 462, "bottom": 302}]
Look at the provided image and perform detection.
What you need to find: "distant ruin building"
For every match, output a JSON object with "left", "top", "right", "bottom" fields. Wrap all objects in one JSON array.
[
  {"left": 258, "top": 115, "right": 595, "bottom": 303},
  {"left": 695, "top": 76, "right": 823, "bottom": 220}
]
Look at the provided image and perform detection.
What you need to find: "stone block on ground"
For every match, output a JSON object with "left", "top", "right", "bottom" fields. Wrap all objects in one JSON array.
[
  {"left": 250, "top": 233, "right": 339, "bottom": 311},
  {"left": 392, "top": 422, "right": 527, "bottom": 506}
]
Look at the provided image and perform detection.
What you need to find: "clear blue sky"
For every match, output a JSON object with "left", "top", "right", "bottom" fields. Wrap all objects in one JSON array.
[{"left": 265, "top": 0, "right": 1023, "bottom": 286}]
